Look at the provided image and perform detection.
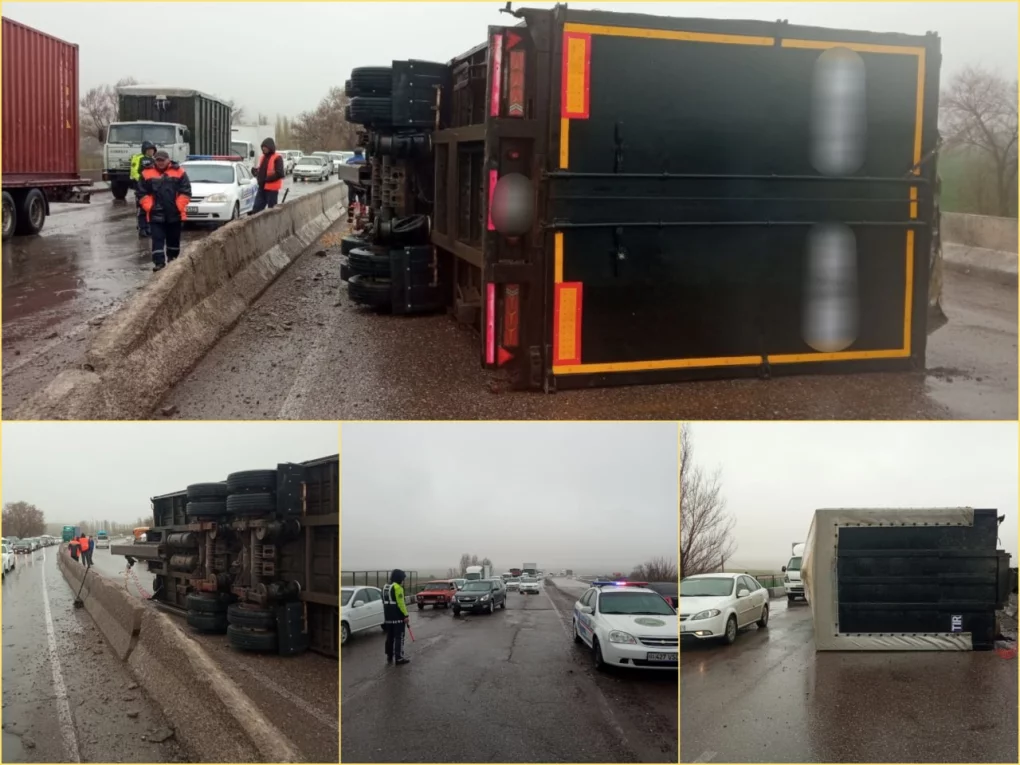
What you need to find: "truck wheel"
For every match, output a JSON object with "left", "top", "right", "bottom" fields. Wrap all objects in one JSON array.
[
  {"left": 187, "top": 482, "right": 229, "bottom": 500},
  {"left": 15, "top": 189, "right": 46, "bottom": 236},
  {"left": 350, "top": 66, "right": 393, "bottom": 95},
  {"left": 187, "top": 609, "right": 228, "bottom": 634},
  {"left": 110, "top": 181, "right": 129, "bottom": 201},
  {"left": 186, "top": 500, "right": 228, "bottom": 519},
  {"left": 348, "top": 96, "right": 393, "bottom": 127},
  {"left": 227, "top": 603, "right": 277, "bottom": 630},
  {"left": 348, "top": 247, "right": 391, "bottom": 279},
  {"left": 2, "top": 191, "right": 16, "bottom": 241},
  {"left": 341, "top": 233, "right": 368, "bottom": 255},
  {"left": 226, "top": 469, "right": 277, "bottom": 493},
  {"left": 186, "top": 592, "right": 231, "bottom": 614},
  {"left": 347, "top": 274, "right": 392, "bottom": 311},
  {"left": 225, "top": 492, "right": 275, "bottom": 516},
  {"left": 227, "top": 624, "right": 278, "bottom": 652}
]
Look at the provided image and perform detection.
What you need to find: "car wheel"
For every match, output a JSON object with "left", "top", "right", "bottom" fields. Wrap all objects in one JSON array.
[
  {"left": 417, "top": 603, "right": 424, "bottom": 611},
  {"left": 724, "top": 614, "right": 738, "bottom": 645},
  {"left": 500, "top": 599, "right": 506, "bottom": 610},
  {"left": 788, "top": 595, "right": 795, "bottom": 603},
  {"left": 757, "top": 604, "right": 769, "bottom": 629},
  {"left": 453, "top": 607, "right": 460, "bottom": 616},
  {"left": 230, "top": 203, "right": 240, "bottom": 222},
  {"left": 593, "top": 639, "right": 608, "bottom": 671},
  {"left": 573, "top": 620, "right": 583, "bottom": 644},
  {"left": 341, "top": 622, "right": 350, "bottom": 645},
  {"left": 488, "top": 601, "right": 494, "bottom": 614}
]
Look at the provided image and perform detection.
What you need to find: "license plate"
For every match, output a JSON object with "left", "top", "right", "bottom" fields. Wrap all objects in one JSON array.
[
  {"left": 647, "top": 652, "right": 678, "bottom": 662},
  {"left": 186, "top": 206, "right": 197, "bottom": 214}
]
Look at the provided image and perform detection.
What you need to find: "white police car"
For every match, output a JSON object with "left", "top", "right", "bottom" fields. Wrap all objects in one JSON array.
[
  {"left": 180, "top": 155, "right": 259, "bottom": 225},
  {"left": 572, "top": 581, "right": 678, "bottom": 671}
]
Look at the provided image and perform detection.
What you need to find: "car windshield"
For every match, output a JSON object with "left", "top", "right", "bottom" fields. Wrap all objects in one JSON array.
[
  {"left": 787, "top": 556, "right": 803, "bottom": 572},
  {"left": 599, "top": 591, "right": 676, "bottom": 615},
  {"left": 509, "top": 578, "right": 520, "bottom": 583},
  {"left": 680, "top": 578, "right": 736, "bottom": 597},
  {"left": 341, "top": 590, "right": 354, "bottom": 606},
  {"left": 299, "top": 157, "right": 324, "bottom": 166},
  {"left": 230, "top": 142, "right": 250, "bottom": 157},
  {"left": 462, "top": 581, "right": 492, "bottom": 592},
  {"left": 425, "top": 582, "right": 453, "bottom": 590},
  {"left": 521, "top": 577, "right": 536, "bottom": 583},
  {"left": 183, "top": 164, "right": 235, "bottom": 184},
  {"left": 108, "top": 123, "right": 177, "bottom": 144}
]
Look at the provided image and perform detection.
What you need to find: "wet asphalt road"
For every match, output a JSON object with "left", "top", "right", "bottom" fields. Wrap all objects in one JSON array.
[
  {"left": 1, "top": 178, "right": 343, "bottom": 418},
  {"left": 1, "top": 546, "right": 185, "bottom": 763},
  {"left": 159, "top": 234, "right": 1016, "bottom": 420},
  {"left": 340, "top": 577, "right": 677, "bottom": 763},
  {"left": 87, "top": 543, "right": 339, "bottom": 763},
  {"left": 680, "top": 598, "right": 1018, "bottom": 763}
]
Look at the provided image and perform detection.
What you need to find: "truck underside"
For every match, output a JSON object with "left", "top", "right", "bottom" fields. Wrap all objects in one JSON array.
[{"left": 340, "top": 4, "right": 943, "bottom": 393}]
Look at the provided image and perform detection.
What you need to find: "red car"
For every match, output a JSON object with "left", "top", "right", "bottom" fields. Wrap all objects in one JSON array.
[{"left": 416, "top": 580, "right": 458, "bottom": 610}]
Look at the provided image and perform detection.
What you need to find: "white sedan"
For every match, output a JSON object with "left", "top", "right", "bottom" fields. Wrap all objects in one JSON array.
[
  {"left": 293, "top": 155, "right": 331, "bottom": 183},
  {"left": 2, "top": 544, "right": 14, "bottom": 577},
  {"left": 180, "top": 158, "right": 258, "bottom": 225},
  {"left": 519, "top": 576, "right": 540, "bottom": 594},
  {"left": 341, "top": 585, "right": 387, "bottom": 646},
  {"left": 572, "top": 583, "right": 678, "bottom": 670},
  {"left": 679, "top": 572, "right": 769, "bottom": 645}
]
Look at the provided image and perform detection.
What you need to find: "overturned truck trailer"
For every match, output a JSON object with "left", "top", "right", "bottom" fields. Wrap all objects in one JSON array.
[
  {"left": 802, "top": 508, "right": 1012, "bottom": 651},
  {"left": 341, "top": 4, "right": 945, "bottom": 392},
  {"left": 111, "top": 454, "right": 339, "bottom": 658}
]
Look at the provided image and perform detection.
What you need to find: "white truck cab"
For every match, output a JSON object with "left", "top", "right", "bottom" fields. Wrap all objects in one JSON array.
[
  {"left": 102, "top": 120, "right": 190, "bottom": 200},
  {"left": 783, "top": 542, "right": 806, "bottom": 603}
]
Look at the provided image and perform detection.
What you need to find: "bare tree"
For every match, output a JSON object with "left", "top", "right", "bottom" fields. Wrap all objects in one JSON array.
[
  {"left": 459, "top": 553, "right": 471, "bottom": 576},
  {"left": 446, "top": 567, "right": 459, "bottom": 578},
  {"left": 680, "top": 424, "right": 736, "bottom": 578},
  {"left": 79, "top": 76, "right": 139, "bottom": 141},
  {"left": 940, "top": 66, "right": 1018, "bottom": 217},
  {"left": 291, "top": 86, "right": 359, "bottom": 151},
  {"left": 227, "top": 99, "right": 246, "bottom": 125},
  {"left": 2, "top": 501, "right": 46, "bottom": 538},
  {"left": 630, "top": 557, "right": 678, "bottom": 581}
]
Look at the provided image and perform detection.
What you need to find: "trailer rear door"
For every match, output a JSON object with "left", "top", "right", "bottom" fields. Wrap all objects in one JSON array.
[{"left": 546, "top": 11, "right": 940, "bottom": 388}]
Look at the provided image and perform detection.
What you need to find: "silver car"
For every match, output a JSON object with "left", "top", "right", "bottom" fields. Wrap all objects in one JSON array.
[{"left": 292, "top": 156, "right": 330, "bottom": 183}]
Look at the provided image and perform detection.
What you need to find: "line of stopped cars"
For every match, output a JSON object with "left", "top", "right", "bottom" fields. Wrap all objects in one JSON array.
[{"left": 342, "top": 575, "right": 680, "bottom": 672}]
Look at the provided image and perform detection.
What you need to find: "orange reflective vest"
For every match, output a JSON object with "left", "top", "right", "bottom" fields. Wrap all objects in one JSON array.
[{"left": 259, "top": 152, "right": 284, "bottom": 191}]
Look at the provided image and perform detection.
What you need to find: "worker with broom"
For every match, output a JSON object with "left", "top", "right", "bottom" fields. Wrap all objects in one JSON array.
[{"left": 68, "top": 535, "right": 81, "bottom": 563}]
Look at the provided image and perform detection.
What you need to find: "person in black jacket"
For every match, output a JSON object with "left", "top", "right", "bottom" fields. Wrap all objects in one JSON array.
[
  {"left": 136, "top": 150, "right": 192, "bottom": 272},
  {"left": 252, "top": 137, "right": 285, "bottom": 214}
]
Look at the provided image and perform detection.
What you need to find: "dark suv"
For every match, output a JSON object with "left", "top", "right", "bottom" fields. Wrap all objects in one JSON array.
[{"left": 453, "top": 578, "right": 507, "bottom": 615}]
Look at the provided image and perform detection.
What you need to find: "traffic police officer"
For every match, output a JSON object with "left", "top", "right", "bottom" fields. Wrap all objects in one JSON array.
[
  {"left": 130, "top": 141, "right": 157, "bottom": 237},
  {"left": 382, "top": 569, "right": 410, "bottom": 665}
]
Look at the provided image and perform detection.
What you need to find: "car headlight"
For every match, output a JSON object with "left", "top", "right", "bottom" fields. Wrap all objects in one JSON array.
[
  {"left": 608, "top": 630, "right": 638, "bottom": 644},
  {"left": 481, "top": 595, "right": 490, "bottom": 601},
  {"left": 205, "top": 193, "right": 229, "bottom": 203},
  {"left": 692, "top": 609, "right": 721, "bottom": 620}
]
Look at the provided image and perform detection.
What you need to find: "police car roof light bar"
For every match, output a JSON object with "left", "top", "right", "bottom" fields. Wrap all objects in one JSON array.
[
  {"left": 186, "top": 154, "right": 245, "bottom": 162},
  {"left": 592, "top": 580, "right": 649, "bottom": 588}
]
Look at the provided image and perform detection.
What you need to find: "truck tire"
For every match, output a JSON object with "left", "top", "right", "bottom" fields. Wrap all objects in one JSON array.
[
  {"left": 187, "top": 610, "right": 228, "bottom": 634},
  {"left": 347, "top": 275, "right": 392, "bottom": 311},
  {"left": 350, "top": 66, "right": 393, "bottom": 95},
  {"left": 186, "top": 500, "right": 228, "bottom": 519},
  {"left": 225, "top": 492, "right": 275, "bottom": 516},
  {"left": 341, "top": 233, "right": 368, "bottom": 255},
  {"left": 226, "top": 469, "right": 277, "bottom": 493},
  {"left": 228, "top": 603, "right": 277, "bottom": 630},
  {"left": 15, "top": 188, "right": 46, "bottom": 236},
  {"left": 2, "top": 191, "right": 16, "bottom": 242},
  {"left": 186, "top": 592, "right": 231, "bottom": 614},
  {"left": 110, "top": 181, "right": 129, "bottom": 201},
  {"left": 186, "top": 482, "right": 229, "bottom": 500},
  {"left": 227, "top": 625, "right": 278, "bottom": 652},
  {"left": 348, "top": 247, "right": 391, "bottom": 278},
  {"left": 348, "top": 96, "right": 393, "bottom": 127}
]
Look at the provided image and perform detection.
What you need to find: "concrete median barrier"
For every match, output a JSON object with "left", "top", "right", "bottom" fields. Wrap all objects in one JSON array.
[
  {"left": 56, "top": 550, "right": 302, "bottom": 762},
  {"left": 942, "top": 212, "right": 1018, "bottom": 285},
  {"left": 15, "top": 183, "right": 347, "bottom": 421}
]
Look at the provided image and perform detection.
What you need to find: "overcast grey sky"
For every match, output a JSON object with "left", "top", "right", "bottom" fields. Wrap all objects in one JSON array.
[
  {"left": 5, "top": 2, "right": 1015, "bottom": 120},
  {"left": 2, "top": 423, "right": 338, "bottom": 526},
  {"left": 340, "top": 423, "right": 678, "bottom": 574},
  {"left": 685, "top": 422, "right": 1019, "bottom": 571}
]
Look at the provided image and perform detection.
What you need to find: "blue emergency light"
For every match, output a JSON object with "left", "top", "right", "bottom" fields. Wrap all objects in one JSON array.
[
  {"left": 592, "top": 580, "right": 649, "bottom": 588},
  {"left": 185, "top": 155, "right": 245, "bottom": 162}
]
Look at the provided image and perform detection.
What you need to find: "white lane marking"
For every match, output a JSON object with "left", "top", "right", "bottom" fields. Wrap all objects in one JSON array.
[
  {"left": 693, "top": 750, "right": 717, "bottom": 762},
  {"left": 40, "top": 548, "right": 82, "bottom": 763}
]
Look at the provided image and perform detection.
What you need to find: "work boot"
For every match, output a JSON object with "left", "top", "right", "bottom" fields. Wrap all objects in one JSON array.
[
  {"left": 153, "top": 263, "right": 165, "bottom": 273},
  {"left": 385, "top": 655, "right": 393, "bottom": 665},
  {"left": 395, "top": 657, "right": 410, "bottom": 665}
]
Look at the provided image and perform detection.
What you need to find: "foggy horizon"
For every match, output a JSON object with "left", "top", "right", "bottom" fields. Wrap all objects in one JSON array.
[
  {"left": 684, "top": 422, "right": 1018, "bottom": 572},
  {"left": 1, "top": 423, "right": 338, "bottom": 526},
  {"left": 340, "top": 422, "right": 679, "bottom": 573}
]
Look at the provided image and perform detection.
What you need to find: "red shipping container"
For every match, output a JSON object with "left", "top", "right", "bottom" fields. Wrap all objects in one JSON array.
[{"left": 2, "top": 17, "right": 80, "bottom": 181}]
